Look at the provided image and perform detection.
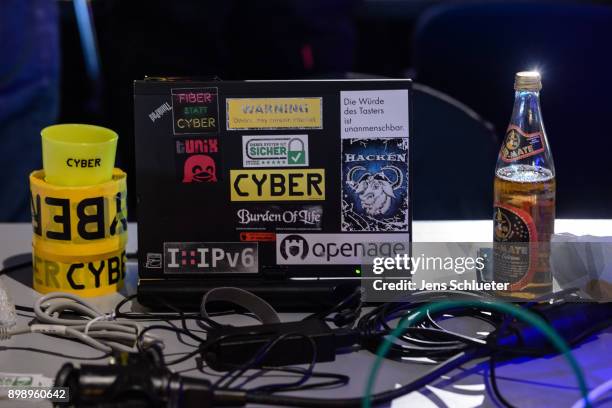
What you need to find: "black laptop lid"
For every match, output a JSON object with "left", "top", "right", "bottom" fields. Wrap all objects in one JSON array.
[{"left": 134, "top": 79, "right": 412, "bottom": 284}]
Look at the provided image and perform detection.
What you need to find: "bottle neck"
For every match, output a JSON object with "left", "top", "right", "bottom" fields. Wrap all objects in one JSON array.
[{"left": 510, "top": 90, "right": 543, "bottom": 133}]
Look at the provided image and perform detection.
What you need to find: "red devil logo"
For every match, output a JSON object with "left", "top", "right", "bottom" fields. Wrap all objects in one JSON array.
[{"left": 183, "top": 154, "right": 217, "bottom": 183}]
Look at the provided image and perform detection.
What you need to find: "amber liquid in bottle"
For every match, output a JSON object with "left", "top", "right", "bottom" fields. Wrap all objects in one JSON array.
[{"left": 493, "top": 72, "right": 556, "bottom": 299}]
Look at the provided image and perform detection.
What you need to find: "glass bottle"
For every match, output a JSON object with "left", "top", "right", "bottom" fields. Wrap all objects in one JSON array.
[{"left": 493, "top": 71, "right": 556, "bottom": 299}]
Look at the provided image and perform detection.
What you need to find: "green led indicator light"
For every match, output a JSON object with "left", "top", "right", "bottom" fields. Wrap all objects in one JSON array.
[{"left": 355, "top": 268, "right": 361, "bottom": 275}]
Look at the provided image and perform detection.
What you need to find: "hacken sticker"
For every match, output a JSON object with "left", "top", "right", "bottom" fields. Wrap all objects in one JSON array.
[
  {"left": 171, "top": 87, "right": 219, "bottom": 134},
  {"left": 230, "top": 169, "right": 325, "bottom": 201},
  {"left": 175, "top": 137, "right": 220, "bottom": 183},
  {"left": 341, "top": 138, "right": 409, "bottom": 231},
  {"left": 226, "top": 97, "right": 323, "bottom": 130},
  {"left": 242, "top": 135, "right": 309, "bottom": 167}
]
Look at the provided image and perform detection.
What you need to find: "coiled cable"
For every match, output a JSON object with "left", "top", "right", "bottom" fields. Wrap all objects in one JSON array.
[{"left": 0, "top": 292, "right": 160, "bottom": 353}]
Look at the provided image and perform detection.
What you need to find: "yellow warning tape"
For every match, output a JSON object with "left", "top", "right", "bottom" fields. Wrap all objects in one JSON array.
[
  {"left": 29, "top": 169, "right": 128, "bottom": 257},
  {"left": 29, "top": 168, "right": 128, "bottom": 297},
  {"left": 32, "top": 245, "right": 126, "bottom": 297}
]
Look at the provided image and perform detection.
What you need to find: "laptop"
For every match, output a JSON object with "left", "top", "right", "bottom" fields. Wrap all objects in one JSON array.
[{"left": 134, "top": 78, "right": 412, "bottom": 309}]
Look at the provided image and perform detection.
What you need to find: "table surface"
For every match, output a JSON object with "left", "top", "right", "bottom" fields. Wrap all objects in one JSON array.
[{"left": 1, "top": 220, "right": 611, "bottom": 408}]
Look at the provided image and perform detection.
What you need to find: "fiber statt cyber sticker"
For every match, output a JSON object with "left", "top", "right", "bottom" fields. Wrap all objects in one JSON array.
[
  {"left": 32, "top": 247, "right": 126, "bottom": 296},
  {"left": 226, "top": 97, "right": 323, "bottom": 130},
  {"left": 171, "top": 87, "right": 219, "bottom": 135}
]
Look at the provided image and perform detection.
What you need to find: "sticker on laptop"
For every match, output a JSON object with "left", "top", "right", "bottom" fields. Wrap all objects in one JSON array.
[
  {"left": 171, "top": 87, "right": 219, "bottom": 134},
  {"left": 148, "top": 101, "right": 172, "bottom": 123},
  {"left": 276, "top": 233, "right": 409, "bottom": 265},
  {"left": 235, "top": 204, "right": 323, "bottom": 231},
  {"left": 230, "top": 169, "right": 325, "bottom": 201},
  {"left": 341, "top": 138, "right": 409, "bottom": 232},
  {"left": 340, "top": 89, "right": 409, "bottom": 139},
  {"left": 164, "top": 242, "right": 258, "bottom": 273},
  {"left": 239, "top": 232, "right": 276, "bottom": 242},
  {"left": 175, "top": 137, "right": 220, "bottom": 183},
  {"left": 242, "top": 135, "right": 309, "bottom": 167},
  {"left": 226, "top": 97, "right": 323, "bottom": 130}
]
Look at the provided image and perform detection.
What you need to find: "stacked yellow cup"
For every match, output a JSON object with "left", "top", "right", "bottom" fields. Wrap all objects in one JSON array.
[{"left": 30, "top": 124, "right": 128, "bottom": 297}]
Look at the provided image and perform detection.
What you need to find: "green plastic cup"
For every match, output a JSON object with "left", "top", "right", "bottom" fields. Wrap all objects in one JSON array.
[{"left": 41, "top": 124, "right": 118, "bottom": 186}]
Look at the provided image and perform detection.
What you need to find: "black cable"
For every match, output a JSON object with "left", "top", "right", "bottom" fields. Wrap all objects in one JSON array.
[
  {"left": 197, "top": 360, "right": 349, "bottom": 391},
  {"left": 489, "top": 353, "right": 517, "bottom": 408},
  {"left": 303, "top": 287, "right": 362, "bottom": 328},
  {"left": 114, "top": 295, "right": 203, "bottom": 321},
  {"left": 246, "top": 367, "right": 349, "bottom": 393},
  {"left": 162, "top": 319, "right": 202, "bottom": 349},
  {"left": 240, "top": 350, "right": 483, "bottom": 408},
  {"left": 136, "top": 324, "right": 204, "bottom": 366},
  {"left": 357, "top": 298, "right": 499, "bottom": 362},
  {"left": 238, "top": 334, "right": 317, "bottom": 392},
  {"left": 214, "top": 332, "right": 317, "bottom": 390}
]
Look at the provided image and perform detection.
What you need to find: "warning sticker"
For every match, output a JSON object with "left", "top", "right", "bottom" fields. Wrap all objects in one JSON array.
[{"left": 226, "top": 97, "right": 323, "bottom": 130}]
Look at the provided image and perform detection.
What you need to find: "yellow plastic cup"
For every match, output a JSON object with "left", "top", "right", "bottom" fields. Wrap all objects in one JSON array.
[{"left": 41, "top": 124, "right": 118, "bottom": 186}]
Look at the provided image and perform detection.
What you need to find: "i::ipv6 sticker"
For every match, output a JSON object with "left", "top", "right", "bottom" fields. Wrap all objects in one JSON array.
[{"left": 341, "top": 89, "right": 409, "bottom": 139}]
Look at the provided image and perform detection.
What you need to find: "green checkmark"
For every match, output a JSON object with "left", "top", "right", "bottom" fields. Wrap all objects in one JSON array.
[{"left": 288, "top": 150, "right": 305, "bottom": 164}]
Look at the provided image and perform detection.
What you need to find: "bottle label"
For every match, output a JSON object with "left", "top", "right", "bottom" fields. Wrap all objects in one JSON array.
[
  {"left": 493, "top": 204, "right": 538, "bottom": 290},
  {"left": 501, "top": 125, "right": 544, "bottom": 162}
]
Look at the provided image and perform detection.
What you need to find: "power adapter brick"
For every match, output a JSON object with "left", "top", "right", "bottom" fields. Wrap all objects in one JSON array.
[{"left": 203, "top": 319, "right": 358, "bottom": 371}]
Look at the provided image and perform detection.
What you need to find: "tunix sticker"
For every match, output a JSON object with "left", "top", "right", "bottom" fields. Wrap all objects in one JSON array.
[
  {"left": 242, "top": 135, "right": 309, "bottom": 167},
  {"left": 164, "top": 242, "right": 258, "bottom": 273},
  {"left": 341, "top": 89, "right": 409, "bottom": 139},
  {"left": 230, "top": 169, "right": 325, "bottom": 201},
  {"left": 175, "top": 137, "right": 220, "bottom": 183},
  {"left": 171, "top": 87, "right": 219, "bottom": 135},
  {"left": 342, "top": 138, "right": 409, "bottom": 231},
  {"left": 226, "top": 97, "right": 323, "bottom": 130}
]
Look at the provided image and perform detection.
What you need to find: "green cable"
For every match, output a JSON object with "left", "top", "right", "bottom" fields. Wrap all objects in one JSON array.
[{"left": 362, "top": 300, "right": 591, "bottom": 408}]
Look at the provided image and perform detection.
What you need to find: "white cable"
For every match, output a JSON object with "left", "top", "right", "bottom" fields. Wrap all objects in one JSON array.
[
  {"left": 83, "top": 311, "right": 116, "bottom": 335},
  {"left": 571, "top": 378, "right": 612, "bottom": 408},
  {"left": 0, "top": 292, "right": 162, "bottom": 354}
]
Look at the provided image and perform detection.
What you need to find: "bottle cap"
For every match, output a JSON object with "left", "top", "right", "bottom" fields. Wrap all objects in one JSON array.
[{"left": 514, "top": 71, "right": 542, "bottom": 91}]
